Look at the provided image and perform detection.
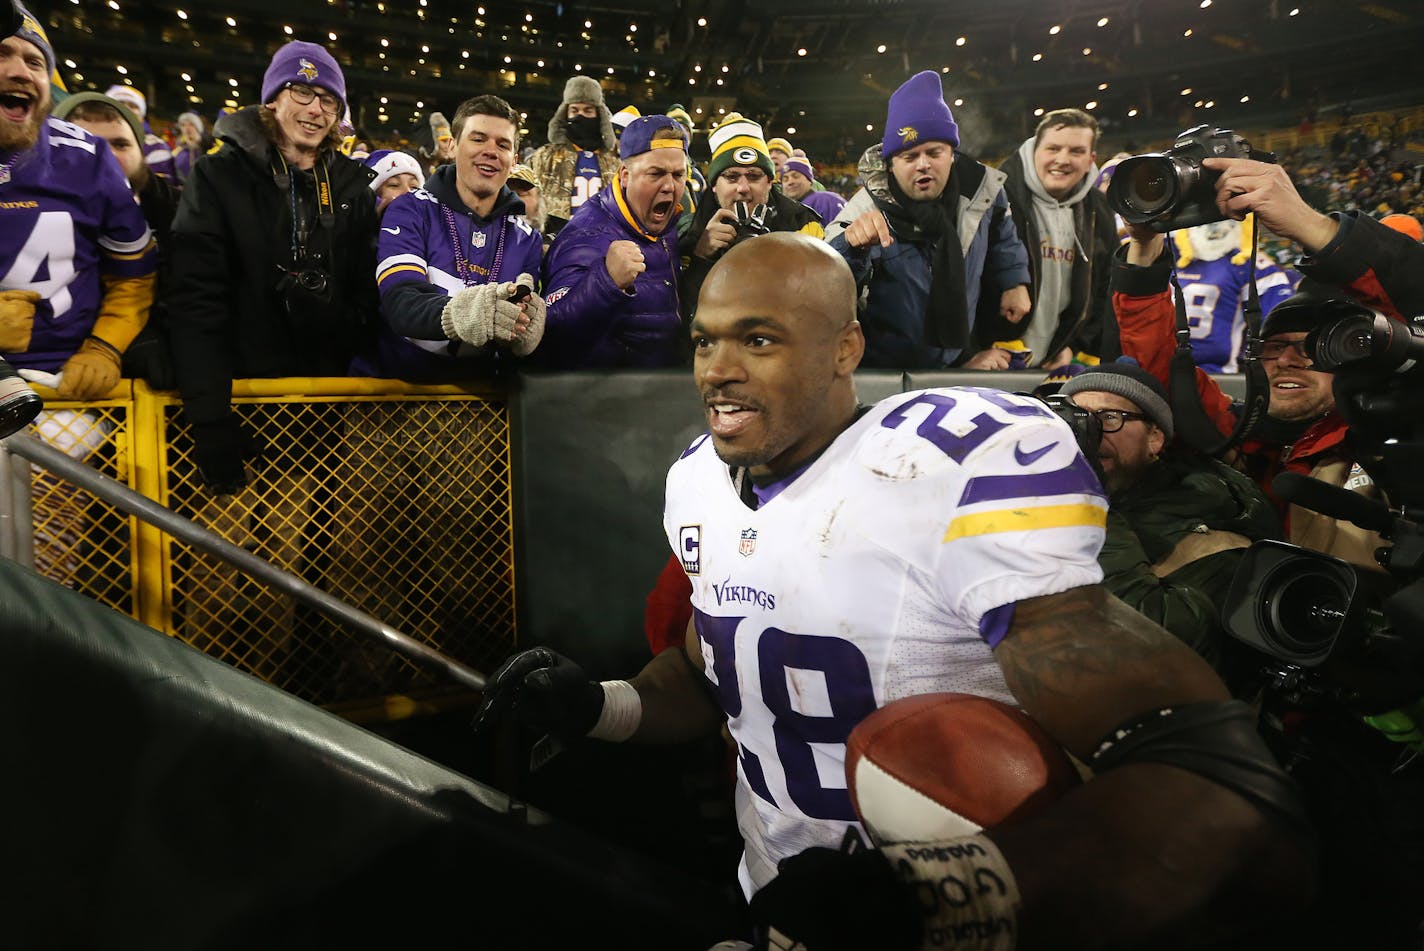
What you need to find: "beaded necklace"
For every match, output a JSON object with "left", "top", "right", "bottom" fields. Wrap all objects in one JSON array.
[{"left": 442, "top": 204, "right": 508, "bottom": 287}]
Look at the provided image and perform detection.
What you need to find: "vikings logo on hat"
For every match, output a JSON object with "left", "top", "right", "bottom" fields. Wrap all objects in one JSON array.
[
  {"left": 298, "top": 58, "right": 319, "bottom": 82},
  {"left": 733, "top": 147, "right": 758, "bottom": 165},
  {"left": 899, "top": 126, "right": 919, "bottom": 146}
]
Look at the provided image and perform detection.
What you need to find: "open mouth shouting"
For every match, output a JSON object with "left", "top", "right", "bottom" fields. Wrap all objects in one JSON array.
[
  {"left": 646, "top": 197, "right": 676, "bottom": 227},
  {"left": 0, "top": 86, "right": 36, "bottom": 126}
]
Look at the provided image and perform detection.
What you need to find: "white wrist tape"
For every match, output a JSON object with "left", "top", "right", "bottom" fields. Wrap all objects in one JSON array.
[
  {"left": 588, "top": 679, "right": 642, "bottom": 741},
  {"left": 882, "top": 835, "right": 1020, "bottom": 951}
]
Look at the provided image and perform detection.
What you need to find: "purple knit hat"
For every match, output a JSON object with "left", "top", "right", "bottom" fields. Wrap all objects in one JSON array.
[
  {"left": 881, "top": 70, "right": 959, "bottom": 159},
  {"left": 261, "top": 41, "right": 346, "bottom": 113},
  {"left": 781, "top": 157, "right": 815, "bottom": 183},
  {"left": 11, "top": 2, "right": 55, "bottom": 75}
]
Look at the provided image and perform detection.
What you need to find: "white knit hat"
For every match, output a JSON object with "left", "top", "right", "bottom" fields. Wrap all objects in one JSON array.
[{"left": 364, "top": 149, "right": 425, "bottom": 192}]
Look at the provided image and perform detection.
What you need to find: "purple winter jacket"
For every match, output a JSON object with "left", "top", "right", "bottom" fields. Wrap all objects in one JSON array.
[{"left": 538, "top": 182, "right": 684, "bottom": 368}]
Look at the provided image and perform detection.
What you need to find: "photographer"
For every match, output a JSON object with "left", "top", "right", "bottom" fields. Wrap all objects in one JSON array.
[
  {"left": 677, "top": 114, "right": 824, "bottom": 323},
  {"left": 1116, "top": 153, "right": 1424, "bottom": 950},
  {"left": 1112, "top": 156, "right": 1424, "bottom": 569},
  {"left": 166, "top": 40, "right": 378, "bottom": 496}
]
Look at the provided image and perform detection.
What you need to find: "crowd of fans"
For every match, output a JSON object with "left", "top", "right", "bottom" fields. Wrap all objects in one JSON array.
[{"left": 5, "top": 6, "right": 1424, "bottom": 946}]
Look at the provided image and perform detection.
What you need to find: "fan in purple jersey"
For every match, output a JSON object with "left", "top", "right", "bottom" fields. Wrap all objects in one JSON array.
[
  {"left": 778, "top": 156, "right": 847, "bottom": 226},
  {"left": 0, "top": 5, "right": 157, "bottom": 400},
  {"left": 365, "top": 94, "right": 545, "bottom": 383},
  {"left": 1168, "top": 216, "right": 1295, "bottom": 373}
]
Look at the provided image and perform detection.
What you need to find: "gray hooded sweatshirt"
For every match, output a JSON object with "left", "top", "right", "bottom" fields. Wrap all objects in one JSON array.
[{"left": 1015, "top": 136, "right": 1099, "bottom": 361}]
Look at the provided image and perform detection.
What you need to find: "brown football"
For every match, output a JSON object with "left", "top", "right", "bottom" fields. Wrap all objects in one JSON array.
[{"left": 846, "top": 692, "right": 1081, "bottom": 845}]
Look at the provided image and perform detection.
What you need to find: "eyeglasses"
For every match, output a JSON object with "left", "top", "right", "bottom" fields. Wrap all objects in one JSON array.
[
  {"left": 720, "top": 169, "right": 767, "bottom": 185},
  {"left": 1089, "top": 408, "right": 1152, "bottom": 433},
  {"left": 283, "top": 82, "right": 341, "bottom": 116},
  {"left": 1259, "top": 339, "right": 1314, "bottom": 364}
]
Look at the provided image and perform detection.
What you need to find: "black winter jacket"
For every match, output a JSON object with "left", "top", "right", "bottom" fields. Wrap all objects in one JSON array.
[{"left": 166, "top": 107, "right": 379, "bottom": 428}]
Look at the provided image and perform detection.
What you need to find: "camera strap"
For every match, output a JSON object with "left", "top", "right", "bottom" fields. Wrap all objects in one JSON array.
[
  {"left": 270, "top": 151, "right": 337, "bottom": 259},
  {"left": 1167, "top": 219, "right": 1270, "bottom": 456}
]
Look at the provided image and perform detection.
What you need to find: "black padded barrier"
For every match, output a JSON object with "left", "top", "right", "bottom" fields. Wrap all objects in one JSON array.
[
  {"left": 0, "top": 558, "right": 741, "bottom": 950},
  {"left": 509, "top": 368, "right": 904, "bottom": 677}
]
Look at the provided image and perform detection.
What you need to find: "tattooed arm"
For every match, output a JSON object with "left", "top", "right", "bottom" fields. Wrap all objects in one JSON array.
[{"left": 985, "top": 586, "right": 1312, "bottom": 948}]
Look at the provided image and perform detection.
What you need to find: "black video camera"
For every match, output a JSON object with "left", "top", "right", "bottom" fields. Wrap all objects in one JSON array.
[
  {"left": 1107, "top": 124, "right": 1276, "bottom": 232},
  {"left": 1219, "top": 303, "right": 1424, "bottom": 712}
]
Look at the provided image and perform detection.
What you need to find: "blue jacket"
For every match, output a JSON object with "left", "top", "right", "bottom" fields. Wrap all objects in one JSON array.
[
  {"left": 538, "top": 182, "right": 684, "bottom": 369},
  {"left": 826, "top": 152, "right": 1030, "bottom": 369}
]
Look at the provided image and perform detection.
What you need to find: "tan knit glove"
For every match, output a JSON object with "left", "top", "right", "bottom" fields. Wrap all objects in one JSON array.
[
  {"left": 58, "top": 336, "right": 123, "bottom": 400},
  {"left": 0, "top": 290, "right": 40, "bottom": 352}
]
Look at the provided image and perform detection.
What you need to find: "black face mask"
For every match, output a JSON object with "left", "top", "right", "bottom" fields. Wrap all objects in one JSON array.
[{"left": 566, "top": 114, "right": 602, "bottom": 149}]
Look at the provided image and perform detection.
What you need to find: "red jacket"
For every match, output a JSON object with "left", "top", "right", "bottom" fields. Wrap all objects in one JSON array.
[{"left": 1113, "top": 212, "right": 1423, "bottom": 569}]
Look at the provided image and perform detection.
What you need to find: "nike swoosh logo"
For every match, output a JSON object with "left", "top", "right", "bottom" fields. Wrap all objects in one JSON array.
[
  {"left": 381, "top": 226, "right": 401, "bottom": 235},
  {"left": 1013, "top": 441, "right": 1055, "bottom": 466}
]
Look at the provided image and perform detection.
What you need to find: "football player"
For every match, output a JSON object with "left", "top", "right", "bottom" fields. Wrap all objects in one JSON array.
[{"left": 475, "top": 234, "right": 1312, "bottom": 949}]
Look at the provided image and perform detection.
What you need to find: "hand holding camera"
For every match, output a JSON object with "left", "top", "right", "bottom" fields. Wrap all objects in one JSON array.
[
  {"left": 1201, "top": 158, "right": 1340, "bottom": 254},
  {"left": 507, "top": 274, "right": 546, "bottom": 358},
  {"left": 693, "top": 207, "right": 739, "bottom": 260},
  {"left": 732, "top": 199, "right": 771, "bottom": 242}
]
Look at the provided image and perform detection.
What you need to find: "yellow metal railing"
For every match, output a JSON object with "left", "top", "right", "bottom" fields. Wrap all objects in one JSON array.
[{"left": 18, "top": 378, "right": 515, "bottom": 712}]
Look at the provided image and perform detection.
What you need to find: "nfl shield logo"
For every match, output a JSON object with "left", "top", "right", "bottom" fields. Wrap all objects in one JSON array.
[
  {"left": 738, "top": 528, "right": 757, "bottom": 557},
  {"left": 472, "top": 230, "right": 487, "bottom": 248}
]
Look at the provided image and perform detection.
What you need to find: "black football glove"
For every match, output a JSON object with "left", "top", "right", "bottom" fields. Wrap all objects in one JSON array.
[
  {"left": 749, "top": 844, "right": 924, "bottom": 951},
  {"left": 471, "top": 647, "right": 605, "bottom": 740}
]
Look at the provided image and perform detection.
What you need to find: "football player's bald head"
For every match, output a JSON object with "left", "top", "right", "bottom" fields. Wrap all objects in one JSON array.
[
  {"left": 691, "top": 233, "right": 864, "bottom": 478},
  {"left": 700, "top": 233, "right": 858, "bottom": 338}
]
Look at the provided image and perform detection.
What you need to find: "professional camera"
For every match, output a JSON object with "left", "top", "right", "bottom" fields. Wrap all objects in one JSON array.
[
  {"left": 0, "top": 356, "right": 42, "bottom": 438},
  {"left": 277, "top": 248, "right": 334, "bottom": 313},
  {"left": 1219, "top": 303, "right": 1424, "bottom": 713},
  {"left": 1107, "top": 124, "right": 1277, "bottom": 232}
]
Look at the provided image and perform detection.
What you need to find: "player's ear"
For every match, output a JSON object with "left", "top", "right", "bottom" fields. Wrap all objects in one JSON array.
[{"left": 835, "top": 320, "right": 865, "bottom": 376}]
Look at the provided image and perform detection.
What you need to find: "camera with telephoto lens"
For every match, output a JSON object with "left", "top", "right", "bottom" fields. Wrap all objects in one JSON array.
[
  {"left": 732, "top": 200, "right": 771, "bottom": 243},
  {"left": 0, "top": 356, "right": 42, "bottom": 439},
  {"left": 1107, "top": 124, "right": 1277, "bottom": 232}
]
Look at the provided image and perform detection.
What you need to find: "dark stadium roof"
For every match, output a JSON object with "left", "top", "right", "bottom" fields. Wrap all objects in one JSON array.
[{"left": 42, "top": 0, "right": 1424, "bottom": 158}]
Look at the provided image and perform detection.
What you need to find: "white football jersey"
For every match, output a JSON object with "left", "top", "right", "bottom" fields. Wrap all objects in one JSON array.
[{"left": 663, "top": 387, "right": 1107, "bottom": 896}]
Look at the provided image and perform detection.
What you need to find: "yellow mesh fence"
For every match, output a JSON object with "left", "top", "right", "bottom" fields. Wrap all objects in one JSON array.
[
  {"left": 27, "top": 399, "right": 138, "bottom": 618},
  {"left": 17, "top": 380, "right": 514, "bottom": 713}
]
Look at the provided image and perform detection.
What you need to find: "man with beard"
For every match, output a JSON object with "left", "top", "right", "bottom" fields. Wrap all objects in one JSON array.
[
  {"left": 166, "top": 39, "right": 378, "bottom": 496},
  {"left": 826, "top": 71, "right": 1032, "bottom": 370},
  {"left": 1058, "top": 363, "right": 1279, "bottom": 677},
  {"left": 0, "top": 5, "right": 157, "bottom": 401},
  {"left": 527, "top": 76, "right": 620, "bottom": 241},
  {"left": 475, "top": 233, "right": 1311, "bottom": 950},
  {"left": 538, "top": 115, "right": 687, "bottom": 368},
  {"left": 366, "top": 94, "right": 545, "bottom": 382}
]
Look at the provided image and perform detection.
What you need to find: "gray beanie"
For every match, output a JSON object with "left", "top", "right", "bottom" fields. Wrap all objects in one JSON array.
[{"left": 1060, "top": 362, "right": 1174, "bottom": 441}]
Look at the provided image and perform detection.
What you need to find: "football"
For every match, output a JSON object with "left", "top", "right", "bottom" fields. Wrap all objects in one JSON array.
[{"left": 846, "top": 692, "right": 1081, "bottom": 845}]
